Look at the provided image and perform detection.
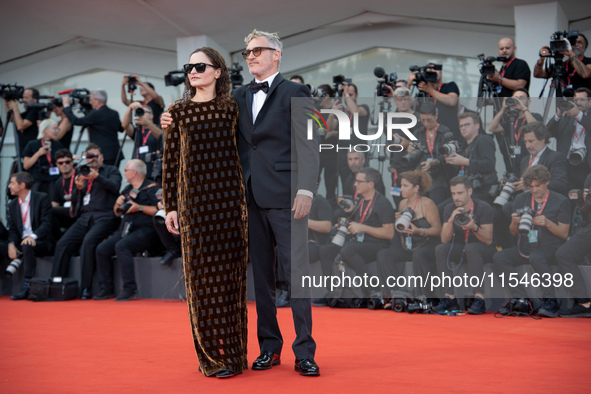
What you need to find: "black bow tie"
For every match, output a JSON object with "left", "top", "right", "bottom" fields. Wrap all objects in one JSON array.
[{"left": 250, "top": 81, "right": 269, "bottom": 94}]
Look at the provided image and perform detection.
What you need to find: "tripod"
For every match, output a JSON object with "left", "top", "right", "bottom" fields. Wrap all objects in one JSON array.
[
  {"left": 0, "top": 110, "right": 24, "bottom": 172},
  {"left": 539, "top": 56, "right": 568, "bottom": 123},
  {"left": 476, "top": 73, "right": 502, "bottom": 117},
  {"left": 114, "top": 86, "right": 137, "bottom": 167}
]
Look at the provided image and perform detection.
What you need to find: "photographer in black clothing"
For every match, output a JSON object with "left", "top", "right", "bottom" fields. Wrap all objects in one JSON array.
[
  {"left": 94, "top": 160, "right": 160, "bottom": 301},
  {"left": 62, "top": 90, "right": 124, "bottom": 167},
  {"left": 546, "top": 87, "right": 591, "bottom": 190},
  {"left": 51, "top": 144, "right": 122, "bottom": 299},
  {"left": 121, "top": 76, "right": 164, "bottom": 125},
  {"left": 443, "top": 112, "right": 497, "bottom": 204},
  {"left": 122, "top": 102, "right": 163, "bottom": 181},
  {"left": 4, "top": 88, "right": 41, "bottom": 153},
  {"left": 494, "top": 165, "right": 571, "bottom": 318},
  {"left": 487, "top": 38, "right": 531, "bottom": 97},
  {"left": 22, "top": 119, "right": 63, "bottom": 195},
  {"left": 489, "top": 89, "right": 543, "bottom": 175},
  {"left": 50, "top": 149, "right": 77, "bottom": 239},
  {"left": 433, "top": 176, "right": 496, "bottom": 315},
  {"left": 556, "top": 173, "right": 591, "bottom": 317}
]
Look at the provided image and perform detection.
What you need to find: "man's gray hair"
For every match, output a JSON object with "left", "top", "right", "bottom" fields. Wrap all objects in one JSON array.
[
  {"left": 91, "top": 89, "right": 108, "bottom": 104},
  {"left": 128, "top": 159, "right": 147, "bottom": 177},
  {"left": 393, "top": 87, "right": 411, "bottom": 97},
  {"left": 245, "top": 29, "right": 283, "bottom": 66}
]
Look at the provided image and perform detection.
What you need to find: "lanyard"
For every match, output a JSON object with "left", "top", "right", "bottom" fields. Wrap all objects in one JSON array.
[
  {"left": 20, "top": 198, "right": 30, "bottom": 225},
  {"left": 565, "top": 56, "right": 584, "bottom": 84},
  {"left": 531, "top": 190, "right": 550, "bottom": 215},
  {"left": 514, "top": 118, "right": 526, "bottom": 143},
  {"left": 574, "top": 120, "right": 586, "bottom": 142},
  {"left": 425, "top": 125, "right": 438, "bottom": 157},
  {"left": 42, "top": 140, "right": 53, "bottom": 167},
  {"left": 463, "top": 200, "right": 475, "bottom": 242},
  {"left": 428, "top": 84, "right": 443, "bottom": 106},
  {"left": 86, "top": 179, "right": 94, "bottom": 194},
  {"left": 62, "top": 170, "right": 75, "bottom": 196},
  {"left": 392, "top": 169, "right": 398, "bottom": 188},
  {"left": 359, "top": 194, "right": 377, "bottom": 224},
  {"left": 136, "top": 128, "right": 152, "bottom": 158},
  {"left": 500, "top": 57, "right": 515, "bottom": 78}
]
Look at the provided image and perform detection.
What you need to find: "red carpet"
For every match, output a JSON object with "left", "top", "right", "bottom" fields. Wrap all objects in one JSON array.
[{"left": 1, "top": 297, "right": 590, "bottom": 393}]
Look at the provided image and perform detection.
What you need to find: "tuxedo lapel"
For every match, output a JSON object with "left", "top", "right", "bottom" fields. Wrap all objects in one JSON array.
[{"left": 253, "top": 74, "right": 284, "bottom": 128}]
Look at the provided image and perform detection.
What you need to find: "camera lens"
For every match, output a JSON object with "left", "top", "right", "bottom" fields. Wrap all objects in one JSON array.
[
  {"left": 395, "top": 209, "right": 414, "bottom": 231},
  {"left": 135, "top": 107, "right": 145, "bottom": 117},
  {"left": 518, "top": 212, "right": 534, "bottom": 234}
]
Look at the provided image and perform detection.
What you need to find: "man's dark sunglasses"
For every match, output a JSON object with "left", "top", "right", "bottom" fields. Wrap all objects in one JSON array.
[
  {"left": 56, "top": 160, "right": 72, "bottom": 165},
  {"left": 182, "top": 63, "right": 217, "bottom": 74},
  {"left": 241, "top": 47, "right": 277, "bottom": 59}
]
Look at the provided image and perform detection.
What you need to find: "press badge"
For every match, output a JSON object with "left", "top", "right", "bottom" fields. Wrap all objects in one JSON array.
[
  {"left": 63, "top": 201, "right": 71, "bottom": 208},
  {"left": 49, "top": 167, "right": 60, "bottom": 176},
  {"left": 357, "top": 232, "right": 365, "bottom": 243},
  {"left": 458, "top": 170, "right": 465, "bottom": 176},
  {"left": 390, "top": 187, "right": 401, "bottom": 197},
  {"left": 497, "top": 85, "right": 503, "bottom": 94},
  {"left": 406, "top": 236, "right": 412, "bottom": 250},
  {"left": 513, "top": 146, "right": 521, "bottom": 155},
  {"left": 528, "top": 230, "right": 538, "bottom": 243},
  {"left": 83, "top": 194, "right": 91, "bottom": 206},
  {"left": 139, "top": 146, "right": 149, "bottom": 154}
]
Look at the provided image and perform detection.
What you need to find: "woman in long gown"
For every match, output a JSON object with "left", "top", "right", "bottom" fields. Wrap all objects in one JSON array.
[{"left": 162, "top": 47, "right": 247, "bottom": 378}]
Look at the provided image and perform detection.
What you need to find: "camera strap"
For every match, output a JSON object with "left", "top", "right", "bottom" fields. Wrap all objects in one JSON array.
[
  {"left": 499, "top": 57, "right": 515, "bottom": 78},
  {"left": 359, "top": 194, "right": 377, "bottom": 224},
  {"left": 41, "top": 140, "right": 53, "bottom": 167},
  {"left": 463, "top": 200, "right": 475, "bottom": 243},
  {"left": 62, "top": 170, "right": 75, "bottom": 197},
  {"left": 424, "top": 126, "right": 438, "bottom": 157}
]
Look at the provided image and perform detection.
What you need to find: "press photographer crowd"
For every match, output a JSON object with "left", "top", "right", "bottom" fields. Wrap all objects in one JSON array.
[{"left": 1, "top": 31, "right": 591, "bottom": 319}]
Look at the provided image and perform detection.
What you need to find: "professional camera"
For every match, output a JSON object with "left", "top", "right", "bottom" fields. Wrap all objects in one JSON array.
[
  {"left": 406, "top": 299, "right": 434, "bottom": 314},
  {"left": 367, "top": 296, "right": 385, "bottom": 310},
  {"left": 557, "top": 97, "right": 576, "bottom": 112},
  {"left": 135, "top": 107, "right": 145, "bottom": 117},
  {"left": 338, "top": 195, "right": 360, "bottom": 211},
  {"left": 69, "top": 88, "right": 92, "bottom": 114},
  {"left": 230, "top": 63, "right": 244, "bottom": 88},
  {"left": 5, "top": 258, "right": 22, "bottom": 277},
  {"left": 164, "top": 70, "right": 186, "bottom": 87},
  {"left": 401, "top": 143, "right": 428, "bottom": 168},
  {"left": 145, "top": 151, "right": 163, "bottom": 181},
  {"left": 25, "top": 101, "right": 53, "bottom": 121},
  {"left": 307, "top": 85, "right": 329, "bottom": 98},
  {"left": 549, "top": 30, "right": 580, "bottom": 53},
  {"left": 491, "top": 173, "right": 519, "bottom": 206},
  {"left": 74, "top": 152, "right": 99, "bottom": 176},
  {"left": 477, "top": 54, "right": 506, "bottom": 76},
  {"left": 0, "top": 83, "right": 24, "bottom": 101},
  {"left": 409, "top": 65, "right": 438, "bottom": 84},
  {"left": 116, "top": 188, "right": 140, "bottom": 216},
  {"left": 332, "top": 75, "right": 351, "bottom": 96},
  {"left": 469, "top": 174, "right": 483, "bottom": 191},
  {"left": 126, "top": 75, "right": 137, "bottom": 91},
  {"left": 567, "top": 147, "right": 587, "bottom": 166},
  {"left": 454, "top": 210, "right": 474, "bottom": 227},
  {"left": 515, "top": 207, "right": 535, "bottom": 234},
  {"left": 569, "top": 189, "right": 591, "bottom": 206},
  {"left": 439, "top": 140, "right": 460, "bottom": 157},
  {"left": 374, "top": 66, "right": 397, "bottom": 97},
  {"left": 395, "top": 208, "right": 415, "bottom": 231},
  {"left": 332, "top": 218, "right": 351, "bottom": 247}
]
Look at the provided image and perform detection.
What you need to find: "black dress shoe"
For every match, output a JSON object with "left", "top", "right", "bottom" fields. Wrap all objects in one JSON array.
[
  {"left": 10, "top": 287, "right": 29, "bottom": 301},
  {"left": 252, "top": 351, "right": 281, "bottom": 370},
  {"left": 116, "top": 288, "right": 138, "bottom": 301},
  {"left": 93, "top": 287, "right": 115, "bottom": 300},
  {"left": 216, "top": 370, "right": 235, "bottom": 378},
  {"left": 80, "top": 288, "right": 92, "bottom": 300},
  {"left": 295, "top": 359, "right": 320, "bottom": 376},
  {"left": 160, "top": 249, "right": 180, "bottom": 266},
  {"left": 276, "top": 289, "right": 290, "bottom": 308}
]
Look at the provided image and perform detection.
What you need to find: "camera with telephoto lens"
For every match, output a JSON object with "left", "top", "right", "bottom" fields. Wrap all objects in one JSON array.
[
  {"left": 401, "top": 143, "right": 428, "bottom": 168},
  {"left": 338, "top": 195, "right": 360, "bottom": 212},
  {"left": 0, "top": 83, "right": 24, "bottom": 101},
  {"left": 406, "top": 299, "right": 434, "bottom": 314},
  {"left": 454, "top": 210, "right": 474, "bottom": 227},
  {"left": 5, "top": 258, "right": 22, "bottom": 277},
  {"left": 374, "top": 67, "right": 397, "bottom": 97},
  {"left": 307, "top": 85, "right": 328, "bottom": 98},
  {"left": 557, "top": 97, "right": 576, "bottom": 112},
  {"left": 395, "top": 208, "right": 415, "bottom": 231},
  {"left": 477, "top": 54, "right": 506, "bottom": 76},
  {"left": 164, "top": 70, "right": 186, "bottom": 87},
  {"left": 491, "top": 173, "right": 519, "bottom": 206},
  {"left": 116, "top": 188, "right": 140, "bottom": 216},
  {"left": 230, "top": 63, "right": 244, "bottom": 88},
  {"left": 548, "top": 30, "right": 579, "bottom": 53},
  {"left": 74, "top": 152, "right": 99, "bottom": 176},
  {"left": 469, "top": 174, "right": 483, "bottom": 191},
  {"left": 409, "top": 65, "right": 439, "bottom": 84},
  {"left": 69, "top": 88, "right": 92, "bottom": 114},
  {"left": 515, "top": 207, "right": 535, "bottom": 234},
  {"left": 135, "top": 107, "right": 145, "bottom": 117},
  {"left": 567, "top": 147, "right": 587, "bottom": 166},
  {"left": 332, "top": 218, "right": 352, "bottom": 247},
  {"left": 439, "top": 140, "right": 460, "bottom": 157},
  {"left": 126, "top": 75, "right": 137, "bottom": 91}
]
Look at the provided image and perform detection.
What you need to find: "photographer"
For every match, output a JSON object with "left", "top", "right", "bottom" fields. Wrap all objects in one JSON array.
[
  {"left": 494, "top": 165, "right": 571, "bottom": 318},
  {"left": 387, "top": 87, "right": 422, "bottom": 208},
  {"left": 122, "top": 102, "right": 163, "bottom": 181},
  {"left": 433, "top": 176, "right": 496, "bottom": 315},
  {"left": 546, "top": 87, "right": 591, "bottom": 190},
  {"left": 5, "top": 172, "right": 54, "bottom": 300},
  {"left": 62, "top": 90, "right": 124, "bottom": 167},
  {"left": 534, "top": 33, "right": 591, "bottom": 90},
  {"left": 51, "top": 144, "right": 122, "bottom": 300},
  {"left": 319, "top": 167, "right": 395, "bottom": 291},
  {"left": 22, "top": 119, "right": 64, "bottom": 195},
  {"left": 489, "top": 89, "right": 543, "bottom": 175},
  {"left": 487, "top": 38, "right": 531, "bottom": 97},
  {"left": 121, "top": 75, "right": 164, "bottom": 124},
  {"left": 50, "top": 149, "right": 77, "bottom": 239},
  {"left": 4, "top": 87, "right": 40, "bottom": 152},
  {"left": 443, "top": 112, "right": 497, "bottom": 204},
  {"left": 555, "top": 173, "right": 591, "bottom": 317},
  {"left": 315, "top": 84, "right": 339, "bottom": 205},
  {"left": 94, "top": 160, "right": 160, "bottom": 301},
  {"left": 49, "top": 98, "right": 74, "bottom": 150},
  {"left": 376, "top": 171, "right": 441, "bottom": 299},
  {"left": 406, "top": 63, "right": 460, "bottom": 139},
  {"left": 412, "top": 102, "right": 457, "bottom": 205}
]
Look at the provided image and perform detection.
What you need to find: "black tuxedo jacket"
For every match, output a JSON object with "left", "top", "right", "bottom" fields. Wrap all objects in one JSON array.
[
  {"left": 7, "top": 191, "right": 54, "bottom": 245},
  {"left": 520, "top": 148, "right": 569, "bottom": 195},
  {"left": 234, "top": 73, "right": 319, "bottom": 209},
  {"left": 546, "top": 112, "right": 591, "bottom": 168}
]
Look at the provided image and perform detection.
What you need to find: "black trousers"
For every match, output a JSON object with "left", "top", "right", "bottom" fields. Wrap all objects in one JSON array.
[
  {"left": 13, "top": 240, "right": 53, "bottom": 279},
  {"left": 555, "top": 225, "right": 591, "bottom": 303},
  {"left": 318, "top": 150, "right": 338, "bottom": 204},
  {"left": 493, "top": 244, "right": 561, "bottom": 299},
  {"left": 247, "top": 188, "right": 315, "bottom": 360},
  {"left": 153, "top": 216, "right": 180, "bottom": 252},
  {"left": 435, "top": 241, "right": 497, "bottom": 296},
  {"left": 96, "top": 226, "right": 159, "bottom": 291},
  {"left": 51, "top": 216, "right": 120, "bottom": 290}
]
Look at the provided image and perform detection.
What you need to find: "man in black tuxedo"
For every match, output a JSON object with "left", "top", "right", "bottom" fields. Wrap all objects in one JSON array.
[
  {"left": 546, "top": 87, "right": 591, "bottom": 190},
  {"left": 234, "top": 29, "right": 320, "bottom": 376},
  {"left": 62, "top": 90, "right": 124, "bottom": 167},
  {"left": 5, "top": 172, "right": 54, "bottom": 300}
]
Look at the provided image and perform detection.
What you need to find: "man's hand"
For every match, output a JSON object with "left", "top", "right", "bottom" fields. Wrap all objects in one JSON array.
[
  {"left": 564, "top": 104, "right": 581, "bottom": 118},
  {"left": 292, "top": 194, "right": 312, "bottom": 219},
  {"left": 7, "top": 100, "right": 19, "bottom": 112},
  {"left": 539, "top": 46, "right": 551, "bottom": 58},
  {"left": 74, "top": 174, "right": 86, "bottom": 190},
  {"left": 8, "top": 243, "right": 19, "bottom": 260},
  {"left": 487, "top": 69, "right": 501, "bottom": 83},
  {"left": 21, "top": 236, "right": 36, "bottom": 246},
  {"left": 62, "top": 95, "right": 71, "bottom": 107},
  {"left": 347, "top": 221, "right": 364, "bottom": 235},
  {"left": 445, "top": 154, "right": 469, "bottom": 166},
  {"left": 513, "top": 179, "right": 525, "bottom": 192},
  {"left": 533, "top": 215, "right": 548, "bottom": 228}
]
